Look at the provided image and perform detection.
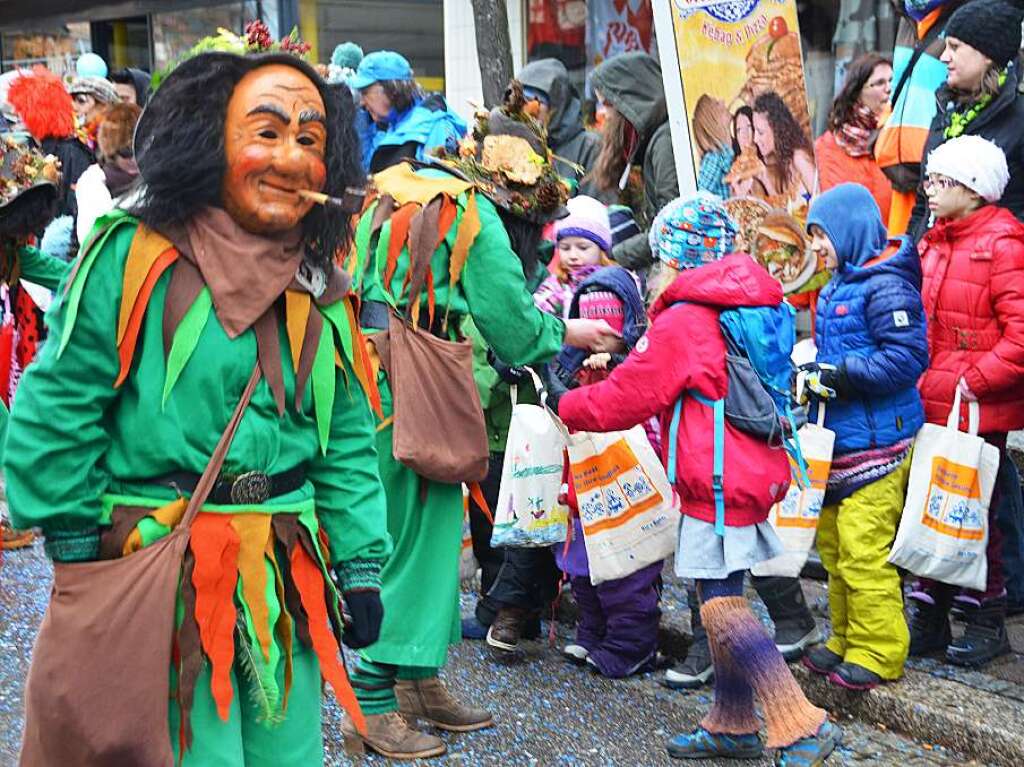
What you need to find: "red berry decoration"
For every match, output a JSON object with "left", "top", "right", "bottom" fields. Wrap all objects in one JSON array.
[{"left": 245, "top": 19, "right": 272, "bottom": 50}]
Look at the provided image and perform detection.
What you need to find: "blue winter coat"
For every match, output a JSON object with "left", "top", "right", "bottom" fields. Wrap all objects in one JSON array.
[
  {"left": 809, "top": 183, "right": 929, "bottom": 454},
  {"left": 363, "top": 97, "right": 467, "bottom": 173}
]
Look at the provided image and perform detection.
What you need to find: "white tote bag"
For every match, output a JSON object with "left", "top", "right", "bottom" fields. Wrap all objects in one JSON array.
[
  {"left": 566, "top": 424, "right": 680, "bottom": 585},
  {"left": 888, "top": 391, "right": 1000, "bottom": 591},
  {"left": 752, "top": 403, "right": 835, "bottom": 578},
  {"left": 490, "top": 375, "right": 569, "bottom": 548}
]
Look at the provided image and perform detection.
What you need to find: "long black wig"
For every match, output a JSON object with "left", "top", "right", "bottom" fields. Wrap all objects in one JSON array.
[{"left": 131, "top": 52, "right": 364, "bottom": 268}]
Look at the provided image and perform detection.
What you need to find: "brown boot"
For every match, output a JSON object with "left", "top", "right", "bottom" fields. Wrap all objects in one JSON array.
[
  {"left": 1, "top": 521, "right": 35, "bottom": 550},
  {"left": 486, "top": 606, "right": 527, "bottom": 652},
  {"left": 396, "top": 676, "right": 494, "bottom": 732},
  {"left": 340, "top": 711, "right": 446, "bottom": 760}
]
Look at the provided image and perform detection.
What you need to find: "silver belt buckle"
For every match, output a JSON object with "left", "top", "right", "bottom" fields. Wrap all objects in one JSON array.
[{"left": 230, "top": 471, "right": 271, "bottom": 505}]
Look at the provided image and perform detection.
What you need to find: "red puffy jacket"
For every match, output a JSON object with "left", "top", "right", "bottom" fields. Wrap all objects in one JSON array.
[
  {"left": 918, "top": 205, "right": 1024, "bottom": 432},
  {"left": 558, "top": 254, "right": 791, "bottom": 527}
]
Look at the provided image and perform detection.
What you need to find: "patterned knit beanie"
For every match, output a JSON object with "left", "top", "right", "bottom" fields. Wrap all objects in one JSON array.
[
  {"left": 578, "top": 289, "right": 625, "bottom": 334},
  {"left": 554, "top": 195, "right": 612, "bottom": 253},
  {"left": 649, "top": 193, "right": 738, "bottom": 270},
  {"left": 944, "top": 0, "right": 1024, "bottom": 68},
  {"left": 608, "top": 204, "right": 640, "bottom": 248}
]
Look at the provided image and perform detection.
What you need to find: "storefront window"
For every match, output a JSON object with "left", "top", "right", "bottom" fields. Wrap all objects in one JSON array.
[
  {"left": 1, "top": 21, "right": 89, "bottom": 74},
  {"left": 152, "top": 1, "right": 261, "bottom": 71}
]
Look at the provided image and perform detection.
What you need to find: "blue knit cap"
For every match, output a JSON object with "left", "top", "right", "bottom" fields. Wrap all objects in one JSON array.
[{"left": 649, "top": 193, "right": 738, "bottom": 270}]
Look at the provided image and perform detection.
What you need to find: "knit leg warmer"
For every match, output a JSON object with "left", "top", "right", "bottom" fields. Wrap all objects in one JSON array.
[
  {"left": 351, "top": 658, "right": 399, "bottom": 715},
  {"left": 701, "top": 596, "right": 826, "bottom": 748},
  {"left": 701, "top": 609, "right": 761, "bottom": 735}
]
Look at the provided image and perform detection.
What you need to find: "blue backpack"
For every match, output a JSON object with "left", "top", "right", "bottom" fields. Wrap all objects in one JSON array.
[{"left": 666, "top": 303, "right": 807, "bottom": 535}]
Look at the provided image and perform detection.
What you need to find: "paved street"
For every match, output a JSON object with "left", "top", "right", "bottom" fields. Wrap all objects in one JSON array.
[{"left": 0, "top": 542, "right": 980, "bottom": 766}]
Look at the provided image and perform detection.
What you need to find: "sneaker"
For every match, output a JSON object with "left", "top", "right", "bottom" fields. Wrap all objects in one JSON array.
[
  {"left": 829, "top": 662, "right": 883, "bottom": 691},
  {"left": 663, "top": 632, "right": 714, "bottom": 690},
  {"left": 907, "top": 592, "right": 952, "bottom": 657},
  {"left": 486, "top": 606, "right": 527, "bottom": 653},
  {"left": 802, "top": 645, "right": 842, "bottom": 676},
  {"left": 774, "top": 623, "right": 823, "bottom": 663},
  {"left": 666, "top": 727, "right": 763, "bottom": 760},
  {"left": 774, "top": 720, "right": 842, "bottom": 767},
  {"left": 563, "top": 643, "right": 589, "bottom": 665},
  {"left": 461, "top": 615, "right": 489, "bottom": 641}
]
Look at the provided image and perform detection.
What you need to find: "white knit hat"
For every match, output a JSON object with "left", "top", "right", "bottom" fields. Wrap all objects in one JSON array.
[
  {"left": 554, "top": 195, "right": 612, "bottom": 253},
  {"left": 926, "top": 135, "right": 1009, "bottom": 203}
]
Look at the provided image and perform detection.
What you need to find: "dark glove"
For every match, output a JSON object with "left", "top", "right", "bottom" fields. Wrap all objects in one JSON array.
[
  {"left": 539, "top": 362, "right": 570, "bottom": 414},
  {"left": 487, "top": 349, "right": 529, "bottom": 385},
  {"left": 798, "top": 362, "right": 851, "bottom": 400},
  {"left": 341, "top": 589, "right": 384, "bottom": 649},
  {"left": 334, "top": 558, "right": 384, "bottom": 648}
]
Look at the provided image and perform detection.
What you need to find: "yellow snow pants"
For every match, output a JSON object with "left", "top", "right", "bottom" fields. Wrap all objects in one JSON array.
[{"left": 817, "top": 457, "right": 911, "bottom": 680}]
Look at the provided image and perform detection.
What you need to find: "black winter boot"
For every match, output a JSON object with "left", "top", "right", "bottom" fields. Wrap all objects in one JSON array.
[
  {"left": 753, "top": 576, "right": 821, "bottom": 661},
  {"left": 946, "top": 597, "right": 1012, "bottom": 667},
  {"left": 663, "top": 587, "right": 713, "bottom": 689},
  {"left": 907, "top": 589, "right": 953, "bottom": 656}
]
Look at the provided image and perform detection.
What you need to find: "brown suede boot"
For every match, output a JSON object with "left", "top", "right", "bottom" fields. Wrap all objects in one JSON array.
[
  {"left": 340, "top": 711, "right": 446, "bottom": 760},
  {"left": 396, "top": 676, "right": 495, "bottom": 732}
]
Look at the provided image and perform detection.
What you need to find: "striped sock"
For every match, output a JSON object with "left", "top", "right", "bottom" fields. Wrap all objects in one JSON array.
[
  {"left": 702, "top": 596, "right": 825, "bottom": 748},
  {"left": 351, "top": 658, "right": 399, "bottom": 715}
]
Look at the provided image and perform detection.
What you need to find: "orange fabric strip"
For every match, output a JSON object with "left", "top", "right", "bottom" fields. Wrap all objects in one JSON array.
[
  {"left": 449, "top": 192, "right": 481, "bottom": 292},
  {"left": 385, "top": 203, "right": 418, "bottom": 290},
  {"left": 190, "top": 513, "right": 241, "bottom": 721},
  {"left": 468, "top": 481, "right": 493, "bottom": 524},
  {"left": 343, "top": 298, "right": 383, "bottom": 417},
  {"left": 436, "top": 196, "right": 458, "bottom": 250},
  {"left": 230, "top": 514, "right": 275, "bottom": 661},
  {"left": 290, "top": 544, "right": 368, "bottom": 735},
  {"left": 285, "top": 290, "right": 312, "bottom": 376},
  {"left": 115, "top": 248, "right": 179, "bottom": 388},
  {"left": 117, "top": 224, "right": 175, "bottom": 345}
]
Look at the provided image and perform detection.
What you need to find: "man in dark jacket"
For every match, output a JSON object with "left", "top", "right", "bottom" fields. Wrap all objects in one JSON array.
[
  {"left": 517, "top": 58, "right": 601, "bottom": 189},
  {"left": 907, "top": 0, "right": 1024, "bottom": 242},
  {"left": 589, "top": 52, "right": 679, "bottom": 271}
]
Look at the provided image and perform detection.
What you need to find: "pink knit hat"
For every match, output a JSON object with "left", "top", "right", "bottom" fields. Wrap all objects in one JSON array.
[
  {"left": 578, "top": 289, "right": 625, "bottom": 334},
  {"left": 554, "top": 195, "right": 612, "bottom": 254}
]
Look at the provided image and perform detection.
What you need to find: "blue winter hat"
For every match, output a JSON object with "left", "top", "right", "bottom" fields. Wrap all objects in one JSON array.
[
  {"left": 349, "top": 50, "right": 413, "bottom": 90},
  {"left": 649, "top": 193, "right": 738, "bottom": 270},
  {"left": 76, "top": 52, "right": 108, "bottom": 79},
  {"left": 331, "top": 42, "right": 364, "bottom": 70}
]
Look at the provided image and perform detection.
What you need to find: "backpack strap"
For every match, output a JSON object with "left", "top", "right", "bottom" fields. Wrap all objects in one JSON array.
[{"left": 670, "top": 391, "right": 727, "bottom": 537}]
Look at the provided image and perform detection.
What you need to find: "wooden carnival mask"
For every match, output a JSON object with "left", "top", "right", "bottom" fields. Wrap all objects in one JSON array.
[{"left": 222, "top": 63, "right": 328, "bottom": 234}]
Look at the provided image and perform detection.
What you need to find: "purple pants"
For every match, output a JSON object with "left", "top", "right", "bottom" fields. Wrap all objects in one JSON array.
[{"left": 570, "top": 560, "right": 663, "bottom": 678}]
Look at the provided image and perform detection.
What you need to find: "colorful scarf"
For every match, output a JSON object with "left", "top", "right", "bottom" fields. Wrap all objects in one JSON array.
[
  {"left": 904, "top": 0, "right": 946, "bottom": 22},
  {"left": 833, "top": 103, "right": 878, "bottom": 158},
  {"left": 945, "top": 70, "right": 1008, "bottom": 139}
]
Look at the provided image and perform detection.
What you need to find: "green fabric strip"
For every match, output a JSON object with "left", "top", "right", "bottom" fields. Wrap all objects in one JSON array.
[
  {"left": 311, "top": 321, "right": 336, "bottom": 456},
  {"left": 58, "top": 214, "right": 135, "bottom": 358},
  {"left": 351, "top": 201, "right": 376, "bottom": 295},
  {"left": 97, "top": 493, "right": 315, "bottom": 526},
  {"left": 319, "top": 302, "right": 354, "bottom": 372},
  {"left": 162, "top": 287, "right": 213, "bottom": 407}
]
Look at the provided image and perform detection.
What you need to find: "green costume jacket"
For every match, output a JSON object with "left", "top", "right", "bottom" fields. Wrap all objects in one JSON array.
[{"left": 5, "top": 213, "right": 391, "bottom": 573}]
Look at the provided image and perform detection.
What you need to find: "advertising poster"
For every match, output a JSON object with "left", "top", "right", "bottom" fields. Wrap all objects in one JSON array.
[
  {"left": 587, "top": 1, "right": 658, "bottom": 78},
  {"left": 655, "top": 0, "right": 822, "bottom": 294}
]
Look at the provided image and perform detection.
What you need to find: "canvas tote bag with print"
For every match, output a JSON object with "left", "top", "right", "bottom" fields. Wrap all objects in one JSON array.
[
  {"left": 889, "top": 390, "right": 1000, "bottom": 591},
  {"left": 752, "top": 402, "right": 835, "bottom": 578},
  {"left": 566, "top": 424, "right": 679, "bottom": 585},
  {"left": 491, "top": 375, "right": 568, "bottom": 548}
]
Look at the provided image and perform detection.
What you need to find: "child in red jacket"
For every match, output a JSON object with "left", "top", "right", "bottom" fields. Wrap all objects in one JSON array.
[
  {"left": 910, "top": 135, "right": 1024, "bottom": 667},
  {"left": 553, "top": 195, "right": 839, "bottom": 765}
]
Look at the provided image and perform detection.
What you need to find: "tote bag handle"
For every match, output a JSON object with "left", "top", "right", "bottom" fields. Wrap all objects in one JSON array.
[{"left": 946, "top": 388, "right": 981, "bottom": 435}]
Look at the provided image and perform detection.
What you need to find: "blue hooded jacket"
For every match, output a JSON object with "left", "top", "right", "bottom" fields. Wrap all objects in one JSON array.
[
  {"left": 809, "top": 183, "right": 929, "bottom": 453},
  {"left": 364, "top": 97, "right": 467, "bottom": 172}
]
